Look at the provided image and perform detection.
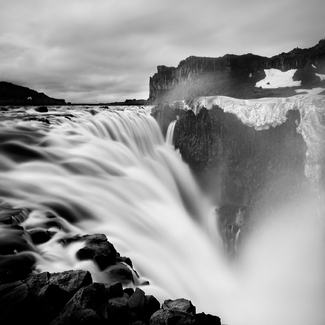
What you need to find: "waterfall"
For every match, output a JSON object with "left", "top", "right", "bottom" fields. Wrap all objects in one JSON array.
[
  {"left": 0, "top": 106, "right": 325, "bottom": 325},
  {"left": 166, "top": 120, "right": 177, "bottom": 146}
]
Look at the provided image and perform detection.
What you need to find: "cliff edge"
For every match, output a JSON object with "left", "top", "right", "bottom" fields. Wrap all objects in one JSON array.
[{"left": 149, "top": 39, "right": 325, "bottom": 103}]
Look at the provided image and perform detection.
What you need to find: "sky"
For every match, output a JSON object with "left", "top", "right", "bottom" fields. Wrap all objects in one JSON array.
[{"left": 0, "top": 0, "right": 324, "bottom": 104}]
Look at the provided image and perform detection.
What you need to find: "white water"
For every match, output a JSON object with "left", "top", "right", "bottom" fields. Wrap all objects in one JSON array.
[
  {"left": 166, "top": 120, "right": 177, "bottom": 146},
  {"left": 0, "top": 106, "right": 325, "bottom": 325}
]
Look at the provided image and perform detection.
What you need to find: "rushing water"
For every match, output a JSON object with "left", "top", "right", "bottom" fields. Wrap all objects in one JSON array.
[
  {"left": 0, "top": 105, "right": 325, "bottom": 325},
  {"left": 166, "top": 120, "right": 177, "bottom": 146}
]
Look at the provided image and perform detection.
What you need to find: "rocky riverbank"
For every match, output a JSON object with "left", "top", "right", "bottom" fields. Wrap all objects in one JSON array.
[{"left": 0, "top": 205, "right": 221, "bottom": 325}]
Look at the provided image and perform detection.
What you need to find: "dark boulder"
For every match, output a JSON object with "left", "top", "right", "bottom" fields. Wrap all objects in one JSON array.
[
  {"left": 35, "top": 106, "right": 48, "bottom": 112},
  {"left": 293, "top": 63, "right": 321, "bottom": 87},
  {"left": 151, "top": 103, "right": 186, "bottom": 137},
  {"left": 59, "top": 233, "right": 117, "bottom": 270},
  {"left": 149, "top": 298, "right": 219, "bottom": 325},
  {"left": 49, "top": 282, "right": 108, "bottom": 325},
  {"left": 0, "top": 270, "right": 92, "bottom": 325}
]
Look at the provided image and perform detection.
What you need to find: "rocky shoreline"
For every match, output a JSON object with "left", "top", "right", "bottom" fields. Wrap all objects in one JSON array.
[{"left": 0, "top": 205, "right": 222, "bottom": 325}]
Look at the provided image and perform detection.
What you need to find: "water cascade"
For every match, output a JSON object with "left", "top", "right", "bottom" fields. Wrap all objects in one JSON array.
[
  {"left": 0, "top": 106, "right": 325, "bottom": 325},
  {"left": 166, "top": 120, "right": 177, "bottom": 146}
]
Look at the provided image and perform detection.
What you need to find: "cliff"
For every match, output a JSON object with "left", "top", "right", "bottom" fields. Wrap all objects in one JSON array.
[
  {"left": 152, "top": 94, "right": 325, "bottom": 252},
  {"left": 149, "top": 39, "right": 325, "bottom": 103},
  {"left": 0, "top": 81, "right": 66, "bottom": 105}
]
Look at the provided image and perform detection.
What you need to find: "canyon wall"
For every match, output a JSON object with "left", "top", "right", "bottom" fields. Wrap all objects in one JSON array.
[
  {"left": 149, "top": 39, "right": 325, "bottom": 104},
  {"left": 152, "top": 95, "right": 325, "bottom": 250}
]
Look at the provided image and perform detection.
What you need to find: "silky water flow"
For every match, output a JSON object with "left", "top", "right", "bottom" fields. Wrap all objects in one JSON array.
[{"left": 0, "top": 107, "right": 324, "bottom": 325}]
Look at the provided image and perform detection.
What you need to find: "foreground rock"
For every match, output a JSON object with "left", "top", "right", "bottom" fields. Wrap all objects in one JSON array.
[
  {"left": 0, "top": 205, "right": 223, "bottom": 324},
  {"left": 0, "top": 271, "right": 220, "bottom": 325}
]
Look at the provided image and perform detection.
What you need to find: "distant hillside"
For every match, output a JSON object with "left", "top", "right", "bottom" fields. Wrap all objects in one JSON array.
[
  {"left": 0, "top": 82, "right": 66, "bottom": 105},
  {"left": 149, "top": 39, "right": 325, "bottom": 103}
]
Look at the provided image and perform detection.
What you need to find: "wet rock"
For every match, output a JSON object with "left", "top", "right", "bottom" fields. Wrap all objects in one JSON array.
[
  {"left": 49, "top": 282, "right": 108, "bottom": 325},
  {"left": 194, "top": 313, "right": 221, "bottom": 325},
  {"left": 0, "top": 252, "right": 36, "bottom": 283},
  {"left": 28, "top": 228, "right": 56, "bottom": 244},
  {"left": 163, "top": 298, "right": 196, "bottom": 315},
  {"left": 151, "top": 103, "right": 186, "bottom": 137},
  {"left": 35, "top": 106, "right": 48, "bottom": 112},
  {"left": 150, "top": 298, "right": 195, "bottom": 325},
  {"left": 59, "top": 233, "right": 117, "bottom": 270},
  {"left": 48, "top": 270, "right": 93, "bottom": 296},
  {"left": 106, "top": 292, "right": 130, "bottom": 324},
  {"left": 105, "top": 281, "right": 124, "bottom": 299},
  {"left": 106, "top": 263, "right": 134, "bottom": 285}
]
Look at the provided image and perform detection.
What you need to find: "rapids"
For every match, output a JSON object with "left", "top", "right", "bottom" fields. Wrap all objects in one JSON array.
[{"left": 0, "top": 105, "right": 325, "bottom": 325}]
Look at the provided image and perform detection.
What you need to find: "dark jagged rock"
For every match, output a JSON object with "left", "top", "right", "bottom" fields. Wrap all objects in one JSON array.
[
  {"left": 59, "top": 233, "right": 118, "bottom": 270},
  {"left": 35, "top": 106, "right": 49, "bottom": 112},
  {"left": 0, "top": 204, "right": 224, "bottom": 324},
  {"left": 149, "top": 39, "right": 325, "bottom": 103},
  {"left": 150, "top": 298, "right": 220, "bottom": 325},
  {"left": 0, "top": 270, "right": 92, "bottom": 325},
  {"left": 150, "top": 102, "right": 186, "bottom": 137},
  {"left": 49, "top": 282, "right": 108, "bottom": 325},
  {"left": 172, "top": 104, "right": 308, "bottom": 243},
  {"left": 0, "top": 268, "right": 222, "bottom": 325},
  {"left": 0, "top": 81, "right": 66, "bottom": 105},
  {"left": 162, "top": 298, "right": 196, "bottom": 315},
  {"left": 292, "top": 63, "right": 321, "bottom": 86}
]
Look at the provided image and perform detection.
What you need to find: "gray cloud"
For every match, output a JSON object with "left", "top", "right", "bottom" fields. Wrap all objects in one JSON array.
[{"left": 0, "top": 0, "right": 324, "bottom": 103}]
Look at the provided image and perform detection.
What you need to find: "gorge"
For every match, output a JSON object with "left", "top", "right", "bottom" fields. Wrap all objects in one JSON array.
[{"left": 0, "top": 39, "right": 325, "bottom": 325}]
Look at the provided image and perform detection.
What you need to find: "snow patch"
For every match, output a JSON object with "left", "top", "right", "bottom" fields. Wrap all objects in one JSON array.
[
  {"left": 316, "top": 73, "right": 325, "bottom": 81},
  {"left": 255, "top": 69, "right": 301, "bottom": 88},
  {"left": 295, "top": 88, "right": 325, "bottom": 95},
  {"left": 191, "top": 94, "right": 325, "bottom": 182}
]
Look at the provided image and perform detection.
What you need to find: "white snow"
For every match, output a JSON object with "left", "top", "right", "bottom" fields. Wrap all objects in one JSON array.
[
  {"left": 255, "top": 68, "right": 301, "bottom": 88},
  {"left": 191, "top": 94, "right": 325, "bottom": 130},
  {"left": 316, "top": 73, "right": 325, "bottom": 81},
  {"left": 295, "top": 88, "right": 325, "bottom": 95},
  {"left": 191, "top": 94, "right": 325, "bottom": 182}
]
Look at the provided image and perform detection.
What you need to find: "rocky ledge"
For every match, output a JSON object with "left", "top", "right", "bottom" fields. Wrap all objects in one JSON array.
[
  {"left": 149, "top": 39, "right": 325, "bottom": 103},
  {"left": 151, "top": 94, "right": 325, "bottom": 255},
  {"left": 0, "top": 206, "right": 221, "bottom": 325}
]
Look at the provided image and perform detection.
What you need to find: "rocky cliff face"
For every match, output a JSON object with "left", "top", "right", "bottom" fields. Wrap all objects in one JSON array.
[
  {"left": 152, "top": 94, "right": 325, "bottom": 252},
  {"left": 173, "top": 105, "right": 307, "bottom": 212},
  {"left": 0, "top": 82, "right": 66, "bottom": 105},
  {"left": 149, "top": 39, "right": 325, "bottom": 103}
]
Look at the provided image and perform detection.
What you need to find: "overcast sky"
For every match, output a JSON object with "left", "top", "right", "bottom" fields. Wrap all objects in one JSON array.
[{"left": 0, "top": 0, "right": 324, "bottom": 103}]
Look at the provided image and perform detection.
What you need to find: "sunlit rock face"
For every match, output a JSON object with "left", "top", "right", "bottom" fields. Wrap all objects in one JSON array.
[{"left": 149, "top": 39, "right": 325, "bottom": 104}]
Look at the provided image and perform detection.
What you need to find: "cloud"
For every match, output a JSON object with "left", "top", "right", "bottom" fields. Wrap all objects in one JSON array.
[{"left": 0, "top": 0, "right": 324, "bottom": 103}]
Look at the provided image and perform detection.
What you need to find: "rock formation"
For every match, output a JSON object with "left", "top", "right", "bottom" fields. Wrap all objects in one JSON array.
[
  {"left": 152, "top": 94, "right": 325, "bottom": 253},
  {"left": 0, "top": 204, "right": 221, "bottom": 325},
  {"left": 149, "top": 39, "right": 325, "bottom": 103},
  {"left": 0, "top": 81, "right": 66, "bottom": 105}
]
